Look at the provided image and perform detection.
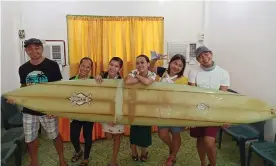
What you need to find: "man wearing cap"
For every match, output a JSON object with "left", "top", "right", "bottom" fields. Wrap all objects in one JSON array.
[
  {"left": 188, "top": 46, "right": 230, "bottom": 166},
  {"left": 8, "top": 38, "right": 67, "bottom": 166}
]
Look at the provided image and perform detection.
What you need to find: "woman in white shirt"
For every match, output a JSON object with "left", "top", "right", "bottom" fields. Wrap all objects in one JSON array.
[{"left": 125, "top": 55, "right": 157, "bottom": 162}]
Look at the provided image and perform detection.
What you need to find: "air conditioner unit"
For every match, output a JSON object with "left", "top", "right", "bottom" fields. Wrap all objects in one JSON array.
[
  {"left": 23, "top": 40, "right": 67, "bottom": 66},
  {"left": 166, "top": 42, "right": 198, "bottom": 65}
]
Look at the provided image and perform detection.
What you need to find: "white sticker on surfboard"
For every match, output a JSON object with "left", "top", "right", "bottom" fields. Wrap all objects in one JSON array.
[
  {"left": 68, "top": 92, "right": 92, "bottom": 106},
  {"left": 196, "top": 103, "right": 210, "bottom": 111}
]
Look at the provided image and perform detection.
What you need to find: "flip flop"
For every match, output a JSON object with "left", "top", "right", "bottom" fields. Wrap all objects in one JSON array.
[
  {"left": 70, "top": 151, "right": 83, "bottom": 163},
  {"left": 140, "top": 152, "right": 148, "bottom": 162}
]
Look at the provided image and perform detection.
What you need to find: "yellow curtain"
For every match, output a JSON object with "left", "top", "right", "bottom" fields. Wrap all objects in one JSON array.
[
  {"left": 67, "top": 15, "right": 164, "bottom": 77},
  {"left": 59, "top": 15, "right": 164, "bottom": 142}
]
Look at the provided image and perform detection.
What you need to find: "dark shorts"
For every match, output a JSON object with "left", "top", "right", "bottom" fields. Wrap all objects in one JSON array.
[
  {"left": 190, "top": 127, "right": 219, "bottom": 138},
  {"left": 130, "top": 125, "right": 152, "bottom": 148}
]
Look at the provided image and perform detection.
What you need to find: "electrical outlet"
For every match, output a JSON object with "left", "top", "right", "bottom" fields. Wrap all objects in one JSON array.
[
  {"left": 198, "top": 33, "right": 204, "bottom": 41},
  {"left": 18, "top": 30, "right": 25, "bottom": 39}
]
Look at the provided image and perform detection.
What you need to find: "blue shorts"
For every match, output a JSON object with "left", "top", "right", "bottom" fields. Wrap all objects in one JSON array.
[{"left": 158, "top": 126, "right": 184, "bottom": 133}]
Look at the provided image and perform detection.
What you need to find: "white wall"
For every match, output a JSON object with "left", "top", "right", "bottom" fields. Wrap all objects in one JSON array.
[
  {"left": 1, "top": 1, "right": 204, "bottom": 93},
  {"left": 204, "top": 1, "right": 276, "bottom": 142},
  {"left": 1, "top": 2, "right": 22, "bottom": 93}
]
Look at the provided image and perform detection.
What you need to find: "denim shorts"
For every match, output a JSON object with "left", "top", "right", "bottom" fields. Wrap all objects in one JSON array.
[{"left": 158, "top": 126, "right": 184, "bottom": 133}]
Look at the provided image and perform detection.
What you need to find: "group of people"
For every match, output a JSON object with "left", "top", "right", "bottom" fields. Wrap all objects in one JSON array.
[{"left": 7, "top": 38, "right": 230, "bottom": 166}]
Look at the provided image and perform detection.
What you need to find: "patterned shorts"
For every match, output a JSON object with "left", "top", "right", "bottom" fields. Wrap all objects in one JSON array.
[
  {"left": 23, "top": 113, "right": 58, "bottom": 143},
  {"left": 102, "top": 123, "right": 124, "bottom": 134}
]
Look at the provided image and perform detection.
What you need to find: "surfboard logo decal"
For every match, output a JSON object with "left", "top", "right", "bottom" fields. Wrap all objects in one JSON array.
[
  {"left": 68, "top": 93, "right": 92, "bottom": 106},
  {"left": 196, "top": 103, "right": 210, "bottom": 111}
]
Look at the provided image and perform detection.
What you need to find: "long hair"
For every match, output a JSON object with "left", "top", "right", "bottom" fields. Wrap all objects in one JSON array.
[
  {"left": 167, "top": 54, "right": 186, "bottom": 78},
  {"left": 102, "top": 56, "right": 124, "bottom": 77},
  {"left": 109, "top": 57, "right": 123, "bottom": 68},
  {"left": 79, "top": 57, "right": 93, "bottom": 67}
]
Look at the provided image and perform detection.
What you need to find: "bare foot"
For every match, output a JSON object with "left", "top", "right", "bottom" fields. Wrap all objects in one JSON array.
[{"left": 60, "top": 160, "right": 67, "bottom": 166}]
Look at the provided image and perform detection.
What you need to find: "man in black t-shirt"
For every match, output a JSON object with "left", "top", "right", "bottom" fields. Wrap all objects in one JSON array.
[{"left": 8, "top": 38, "right": 67, "bottom": 166}]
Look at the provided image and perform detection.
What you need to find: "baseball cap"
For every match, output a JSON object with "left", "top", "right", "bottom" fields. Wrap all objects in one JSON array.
[
  {"left": 24, "top": 38, "right": 43, "bottom": 48},
  {"left": 195, "top": 46, "right": 212, "bottom": 58}
]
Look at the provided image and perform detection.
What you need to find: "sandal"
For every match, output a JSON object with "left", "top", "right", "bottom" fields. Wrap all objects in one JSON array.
[
  {"left": 80, "top": 161, "right": 89, "bottom": 166},
  {"left": 165, "top": 156, "right": 176, "bottom": 166},
  {"left": 80, "top": 163, "right": 88, "bottom": 166},
  {"left": 71, "top": 150, "right": 83, "bottom": 163},
  {"left": 140, "top": 152, "right": 148, "bottom": 162},
  {"left": 132, "top": 154, "right": 139, "bottom": 161}
]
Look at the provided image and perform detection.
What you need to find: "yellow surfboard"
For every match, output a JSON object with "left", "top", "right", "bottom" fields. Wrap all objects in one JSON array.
[{"left": 3, "top": 79, "right": 276, "bottom": 127}]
